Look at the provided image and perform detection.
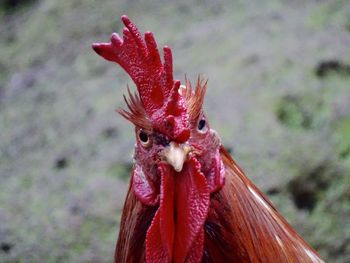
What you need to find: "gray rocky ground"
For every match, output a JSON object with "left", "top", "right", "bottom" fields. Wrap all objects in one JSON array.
[{"left": 0, "top": 0, "right": 349, "bottom": 262}]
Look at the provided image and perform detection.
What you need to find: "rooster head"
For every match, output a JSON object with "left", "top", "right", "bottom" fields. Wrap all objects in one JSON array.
[{"left": 92, "top": 16, "right": 225, "bottom": 263}]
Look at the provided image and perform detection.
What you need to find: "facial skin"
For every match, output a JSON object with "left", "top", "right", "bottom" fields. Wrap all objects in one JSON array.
[{"left": 132, "top": 103, "right": 225, "bottom": 207}]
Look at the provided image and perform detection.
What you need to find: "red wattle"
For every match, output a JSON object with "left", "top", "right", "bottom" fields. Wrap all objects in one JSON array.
[
  {"left": 159, "top": 165, "right": 175, "bottom": 260},
  {"left": 174, "top": 156, "right": 209, "bottom": 262},
  {"left": 145, "top": 210, "right": 168, "bottom": 262},
  {"left": 145, "top": 164, "right": 174, "bottom": 262},
  {"left": 145, "top": 157, "right": 209, "bottom": 263}
]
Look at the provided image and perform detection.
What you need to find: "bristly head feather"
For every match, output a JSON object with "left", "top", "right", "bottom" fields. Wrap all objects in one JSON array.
[
  {"left": 116, "top": 86, "right": 153, "bottom": 132},
  {"left": 183, "top": 76, "right": 208, "bottom": 123}
]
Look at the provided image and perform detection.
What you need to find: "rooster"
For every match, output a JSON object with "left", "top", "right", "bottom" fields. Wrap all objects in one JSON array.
[{"left": 92, "top": 15, "right": 324, "bottom": 263}]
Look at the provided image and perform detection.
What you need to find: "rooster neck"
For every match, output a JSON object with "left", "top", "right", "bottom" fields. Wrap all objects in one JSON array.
[
  {"left": 201, "top": 147, "right": 324, "bottom": 263},
  {"left": 115, "top": 147, "right": 324, "bottom": 263},
  {"left": 115, "top": 182, "right": 157, "bottom": 262}
]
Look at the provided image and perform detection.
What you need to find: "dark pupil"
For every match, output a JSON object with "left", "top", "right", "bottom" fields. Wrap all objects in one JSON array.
[
  {"left": 139, "top": 131, "right": 149, "bottom": 143},
  {"left": 198, "top": 119, "right": 206, "bottom": 130}
]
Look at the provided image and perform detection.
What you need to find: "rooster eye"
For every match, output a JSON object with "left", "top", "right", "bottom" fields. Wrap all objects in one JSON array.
[
  {"left": 138, "top": 130, "right": 151, "bottom": 147},
  {"left": 197, "top": 118, "right": 208, "bottom": 133}
]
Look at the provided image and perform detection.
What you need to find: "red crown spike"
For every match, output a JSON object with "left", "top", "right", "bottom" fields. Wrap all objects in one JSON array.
[
  {"left": 110, "top": 33, "right": 123, "bottom": 47},
  {"left": 144, "top": 32, "right": 162, "bottom": 69},
  {"left": 92, "top": 16, "right": 190, "bottom": 142},
  {"left": 121, "top": 15, "right": 148, "bottom": 58},
  {"left": 163, "top": 46, "right": 174, "bottom": 98},
  {"left": 92, "top": 16, "right": 168, "bottom": 114}
]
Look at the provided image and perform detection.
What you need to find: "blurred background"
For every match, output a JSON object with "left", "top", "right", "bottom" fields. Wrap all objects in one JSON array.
[{"left": 0, "top": 0, "right": 349, "bottom": 262}]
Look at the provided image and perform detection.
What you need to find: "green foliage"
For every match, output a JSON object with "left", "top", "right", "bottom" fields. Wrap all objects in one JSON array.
[
  {"left": 307, "top": 0, "right": 350, "bottom": 30},
  {"left": 276, "top": 95, "right": 313, "bottom": 130},
  {"left": 0, "top": 0, "right": 37, "bottom": 14},
  {"left": 107, "top": 162, "right": 131, "bottom": 181},
  {"left": 335, "top": 116, "right": 350, "bottom": 159}
]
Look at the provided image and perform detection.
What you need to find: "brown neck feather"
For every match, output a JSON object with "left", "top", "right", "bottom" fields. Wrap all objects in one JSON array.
[
  {"left": 202, "top": 146, "right": 323, "bottom": 262},
  {"left": 115, "top": 148, "right": 323, "bottom": 263}
]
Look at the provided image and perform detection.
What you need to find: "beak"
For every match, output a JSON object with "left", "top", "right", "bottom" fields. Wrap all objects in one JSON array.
[{"left": 160, "top": 142, "right": 191, "bottom": 172}]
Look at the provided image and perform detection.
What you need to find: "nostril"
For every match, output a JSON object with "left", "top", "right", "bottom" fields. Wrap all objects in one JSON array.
[{"left": 155, "top": 135, "right": 170, "bottom": 147}]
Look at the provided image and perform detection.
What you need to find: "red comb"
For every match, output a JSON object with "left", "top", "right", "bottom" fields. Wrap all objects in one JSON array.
[{"left": 92, "top": 15, "right": 189, "bottom": 142}]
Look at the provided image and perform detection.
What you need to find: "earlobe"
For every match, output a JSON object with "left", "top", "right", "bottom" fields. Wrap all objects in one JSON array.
[{"left": 132, "top": 164, "right": 159, "bottom": 206}]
